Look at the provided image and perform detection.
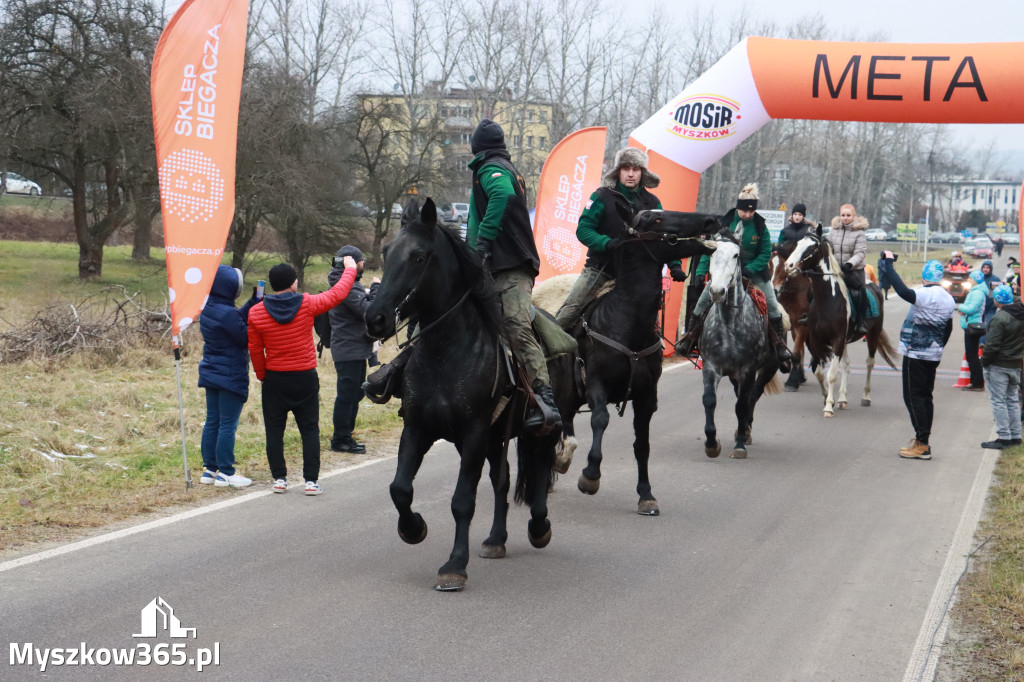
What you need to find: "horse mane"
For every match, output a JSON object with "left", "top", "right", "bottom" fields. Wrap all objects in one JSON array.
[
  {"left": 717, "top": 228, "right": 740, "bottom": 245},
  {"left": 433, "top": 223, "right": 506, "bottom": 341},
  {"left": 818, "top": 239, "right": 851, "bottom": 301}
]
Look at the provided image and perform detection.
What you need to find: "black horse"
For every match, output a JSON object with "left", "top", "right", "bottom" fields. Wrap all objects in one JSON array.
[
  {"left": 553, "top": 208, "right": 718, "bottom": 515},
  {"left": 365, "top": 199, "right": 558, "bottom": 591}
]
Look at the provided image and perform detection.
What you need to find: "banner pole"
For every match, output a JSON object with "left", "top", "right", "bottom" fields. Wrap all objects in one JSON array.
[{"left": 173, "top": 339, "right": 193, "bottom": 490}]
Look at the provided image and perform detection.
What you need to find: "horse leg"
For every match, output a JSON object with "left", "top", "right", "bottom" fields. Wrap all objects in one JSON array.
[
  {"left": 862, "top": 334, "right": 877, "bottom": 407},
  {"left": 479, "top": 437, "right": 509, "bottom": 559},
  {"left": 435, "top": 426, "right": 490, "bottom": 591},
  {"left": 578, "top": 386, "right": 609, "bottom": 495},
  {"left": 632, "top": 392, "right": 659, "bottom": 516},
  {"left": 525, "top": 434, "right": 555, "bottom": 548},
  {"left": 391, "top": 428, "right": 433, "bottom": 546},
  {"left": 702, "top": 367, "right": 722, "bottom": 458},
  {"left": 731, "top": 374, "right": 755, "bottom": 459},
  {"left": 823, "top": 353, "right": 842, "bottom": 418},
  {"left": 836, "top": 350, "right": 851, "bottom": 410}
]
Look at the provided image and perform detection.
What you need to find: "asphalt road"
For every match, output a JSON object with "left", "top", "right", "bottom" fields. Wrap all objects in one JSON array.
[{"left": 0, "top": 295, "right": 998, "bottom": 681}]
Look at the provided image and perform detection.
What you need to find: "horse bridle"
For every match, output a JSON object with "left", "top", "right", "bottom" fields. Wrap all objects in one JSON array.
[
  {"left": 384, "top": 245, "right": 471, "bottom": 349},
  {"left": 792, "top": 233, "right": 839, "bottom": 279}
]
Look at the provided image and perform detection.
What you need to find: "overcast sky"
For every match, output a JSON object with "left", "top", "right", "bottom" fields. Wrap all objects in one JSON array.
[{"left": 644, "top": 0, "right": 1024, "bottom": 154}]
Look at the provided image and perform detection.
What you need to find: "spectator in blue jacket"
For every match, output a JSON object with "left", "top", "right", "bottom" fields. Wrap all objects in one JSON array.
[
  {"left": 198, "top": 265, "right": 258, "bottom": 488},
  {"left": 328, "top": 246, "right": 380, "bottom": 454},
  {"left": 957, "top": 270, "right": 988, "bottom": 391},
  {"left": 978, "top": 260, "right": 1003, "bottom": 324}
]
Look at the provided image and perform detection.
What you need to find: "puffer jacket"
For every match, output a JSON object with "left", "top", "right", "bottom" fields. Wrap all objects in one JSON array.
[
  {"left": 827, "top": 215, "right": 868, "bottom": 271},
  {"left": 247, "top": 268, "right": 357, "bottom": 380},
  {"left": 957, "top": 285, "right": 987, "bottom": 328},
  {"left": 198, "top": 265, "right": 257, "bottom": 400},
  {"left": 982, "top": 302, "right": 1024, "bottom": 368}
]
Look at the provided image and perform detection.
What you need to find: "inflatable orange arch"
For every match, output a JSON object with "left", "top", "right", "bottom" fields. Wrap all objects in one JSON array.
[{"left": 625, "top": 37, "right": 1024, "bottom": 348}]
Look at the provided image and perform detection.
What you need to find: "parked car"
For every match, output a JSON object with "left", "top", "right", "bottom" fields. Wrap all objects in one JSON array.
[
  {"left": 341, "top": 200, "right": 371, "bottom": 217},
  {"left": 885, "top": 229, "right": 899, "bottom": 241},
  {"left": 439, "top": 202, "right": 470, "bottom": 224},
  {"left": 1002, "top": 233, "right": 1020, "bottom": 246},
  {"left": 2, "top": 172, "right": 42, "bottom": 196},
  {"left": 864, "top": 228, "right": 888, "bottom": 241}
]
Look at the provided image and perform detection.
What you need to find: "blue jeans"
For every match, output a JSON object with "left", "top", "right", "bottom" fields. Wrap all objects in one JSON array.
[
  {"left": 983, "top": 365, "right": 1022, "bottom": 440},
  {"left": 201, "top": 388, "right": 245, "bottom": 476}
]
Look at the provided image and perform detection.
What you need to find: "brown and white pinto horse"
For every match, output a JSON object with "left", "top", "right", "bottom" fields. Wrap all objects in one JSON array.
[
  {"left": 772, "top": 242, "right": 811, "bottom": 392},
  {"left": 783, "top": 226, "right": 898, "bottom": 417}
]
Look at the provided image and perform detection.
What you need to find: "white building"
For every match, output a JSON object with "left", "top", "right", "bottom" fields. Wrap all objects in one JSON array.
[{"left": 943, "top": 179, "right": 1020, "bottom": 229}]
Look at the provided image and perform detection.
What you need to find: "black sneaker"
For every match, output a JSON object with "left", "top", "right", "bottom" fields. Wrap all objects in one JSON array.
[
  {"left": 981, "top": 439, "right": 1013, "bottom": 450},
  {"left": 331, "top": 438, "right": 366, "bottom": 454}
]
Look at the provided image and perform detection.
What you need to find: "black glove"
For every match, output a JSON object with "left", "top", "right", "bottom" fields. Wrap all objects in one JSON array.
[
  {"left": 741, "top": 267, "right": 754, "bottom": 279},
  {"left": 841, "top": 262, "right": 853, "bottom": 273},
  {"left": 475, "top": 237, "right": 493, "bottom": 264},
  {"left": 669, "top": 265, "right": 687, "bottom": 282},
  {"left": 605, "top": 237, "right": 625, "bottom": 252}
]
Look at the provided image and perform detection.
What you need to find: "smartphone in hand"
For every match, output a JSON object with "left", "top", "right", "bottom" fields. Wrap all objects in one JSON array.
[{"left": 256, "top": 280, "right": 265, "bottom": 299}]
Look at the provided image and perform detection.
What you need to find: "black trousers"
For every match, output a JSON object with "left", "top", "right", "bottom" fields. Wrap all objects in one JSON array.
[
  {"left": 262, "top": 369, "right": 321, "bottom": 482},
  {"left": 332, "top": 359, "right": 366, "bottom": 446},
  {"left": 964, "top": 330, "right": 984, "bottom": 388},
  {"left": 901, "top": 357, "right": 939, "bottom": 445}
]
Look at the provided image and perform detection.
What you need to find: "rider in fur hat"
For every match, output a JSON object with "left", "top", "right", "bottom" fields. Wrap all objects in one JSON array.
[{"left": 555, "top": 147, "right": 685, "bottom": 330}]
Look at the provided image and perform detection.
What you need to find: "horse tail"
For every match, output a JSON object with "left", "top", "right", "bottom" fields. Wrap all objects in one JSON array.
[
  {"left": 875, "top": 329, "right": 900, "bottom": 370},
  {"left": 514, "top": 435, "right": 554, "bottom": 506}
]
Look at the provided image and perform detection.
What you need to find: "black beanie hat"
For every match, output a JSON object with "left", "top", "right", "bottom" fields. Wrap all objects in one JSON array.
[
  {"left": 335, "top": 245, "right": 363, "bottom": 263},
  {"left": 792, "top": 203, "right": 807, "bottom": 215},
  {"left": 471, "top": 119, "right": 505, "bottom": 155},
  {"left": 268, "top": 263, "right": 297, "bottom": 292}
]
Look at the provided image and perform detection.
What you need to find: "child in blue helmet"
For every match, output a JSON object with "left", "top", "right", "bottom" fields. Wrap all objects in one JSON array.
[
  {"left": 877, "top": 253, "right": 956, "bottom": 460},
  {"left": 956, "top": 269, "right": 989, "bottom": 390},
  {"left": 979, "top": 284, "right": 1024, "bottom": 449}
]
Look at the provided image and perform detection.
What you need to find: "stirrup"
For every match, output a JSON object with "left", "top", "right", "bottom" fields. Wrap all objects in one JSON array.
[{"left": 524, "top": 387, "right": 561, "bottom": 436}]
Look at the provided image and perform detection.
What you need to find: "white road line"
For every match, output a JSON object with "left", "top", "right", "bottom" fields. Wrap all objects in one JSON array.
[
  {"left": 0, "top": 456, "right": 394, "bottom": 574},
  {"left": 902, "top": 446, "right": 999, "bottom": 682}
]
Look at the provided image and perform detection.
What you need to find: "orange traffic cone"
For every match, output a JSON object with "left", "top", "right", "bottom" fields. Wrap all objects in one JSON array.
[{"left": 952, "top": 354, "right": 972, "bottom": 388}]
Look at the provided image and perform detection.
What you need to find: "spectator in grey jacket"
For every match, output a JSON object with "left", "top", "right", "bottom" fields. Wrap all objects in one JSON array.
[
  {"left": 328, "top": 246, "right": 379, "bottom": 454},
  {"left": 980, "top": 285, "right": 1024, "bottom": 449}
]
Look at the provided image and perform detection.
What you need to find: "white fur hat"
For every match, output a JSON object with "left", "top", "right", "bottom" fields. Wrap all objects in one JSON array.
[{"left": 601, "top": 147, "right": 660, "bottom": 189}]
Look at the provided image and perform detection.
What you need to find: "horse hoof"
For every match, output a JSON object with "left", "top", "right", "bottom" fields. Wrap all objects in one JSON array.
[
  {"left": 730, "top": 448, "right": 748, "bottom": 459},
  {"left": 784, "top": 385, "right": 798, "bottom": 392},
  {"left": 705, "top": 440, "right": 721, "bottom": 458},
  {"left": 479, "top": 543, "right": 506, "bottom": 559},
  {"left": 554, "top": 436, "right": 577, "bottom": 474},
  {"left": 398, "top": 513, "right": 427, "bottom": 545},
  {"left": 528, "top": 519, "right": 552, "bottom": 548},
  {"left": 838, "top": 401, "right": 848, "bottom": 410},
  {"left": 860, "top": 398, "right": 871, "bottom": 407},
  {"left": 824, "top": 411, "right": 834, "bottom": 419},
  {"left": 577, "top": 474, "right": 600, "bottom": 495},
  {"left": 637, "top": 499, "right": 660, "bottom": 516},
  {"left": 434, "top": 573, "right": 466, "bottom": 592}
]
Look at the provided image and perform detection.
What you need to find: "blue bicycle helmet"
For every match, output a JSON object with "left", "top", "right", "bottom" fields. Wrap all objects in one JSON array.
[{"left": 921, "top": 260, "right": 944, "bottom": 283}]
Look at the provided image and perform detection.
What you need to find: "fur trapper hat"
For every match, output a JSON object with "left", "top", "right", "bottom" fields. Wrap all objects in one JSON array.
[{"left": 601, "top": 147, "right": 660, "bottom": 189}]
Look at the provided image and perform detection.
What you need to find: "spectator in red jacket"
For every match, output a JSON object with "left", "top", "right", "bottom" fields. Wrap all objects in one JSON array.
[{"left": 248, "top": 258, "right": 357, "bottom": 496}]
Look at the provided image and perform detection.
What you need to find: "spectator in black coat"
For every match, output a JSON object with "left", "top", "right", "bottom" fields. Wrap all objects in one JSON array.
[{"left": 327, "top": 246, "right": 380, "bottom": 454}]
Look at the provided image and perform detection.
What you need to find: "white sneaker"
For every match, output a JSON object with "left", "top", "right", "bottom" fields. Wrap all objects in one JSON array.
[
  {"left": 304, "top": 481, "right": 322, "bottom": 496},
  {"left": 199, "top": 469, "right": 217, "bottom": 485},
  {"left": 215, "top": 473, "right": 253, "bottom": 488},
  {"left": 272, "top": 478, "right": 288, "bottom": 493}
]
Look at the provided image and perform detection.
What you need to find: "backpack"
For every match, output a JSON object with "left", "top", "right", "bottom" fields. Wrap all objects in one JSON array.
[{"left": 313, "top": 308, "right": 331, "bottom": 357}]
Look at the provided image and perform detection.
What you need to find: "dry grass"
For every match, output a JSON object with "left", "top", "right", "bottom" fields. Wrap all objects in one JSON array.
[{"left": 943, "top": 444, "right": 1024, "bottom": 680}]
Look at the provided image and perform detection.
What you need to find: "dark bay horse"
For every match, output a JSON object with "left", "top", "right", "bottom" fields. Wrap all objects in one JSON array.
[
  {"left": 364, "top": 199, "right": 557, "bottom": 591},
  {"left": 553, "top": 209, "right": 719, "bottom": 515},
  {"left": 783, "top": 226, "right": 898, "bottom": 417},
  {"left": 699, "top": 232, "right": 781, "bottom": 459}
]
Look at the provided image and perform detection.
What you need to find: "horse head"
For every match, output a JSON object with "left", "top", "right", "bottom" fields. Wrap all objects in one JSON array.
[
  {"left": 706, "top": 232, "right": 742, "bottom": 304},
  {"left": 784, "top": 223, "right": 827, "bottom": 275},
  {"left": 366, "top": 198, "right": 444, "bottom": 340}
]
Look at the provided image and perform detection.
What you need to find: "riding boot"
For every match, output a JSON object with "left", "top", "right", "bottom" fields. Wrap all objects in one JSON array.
[
  {"left": 524, "top": 384, "right": 562, "bottom": 435},
  {"left": 675, "top": 310, "right": 707, "bottom": 357},
  {"left": 851, "top": 288, "right": 869, "bottom": 338},
  {"left": 362, "top": 350, "right": 411, "bottom": 404},
  {"left": 769, "top": 317, "right": 793, "bottom": 374}
]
